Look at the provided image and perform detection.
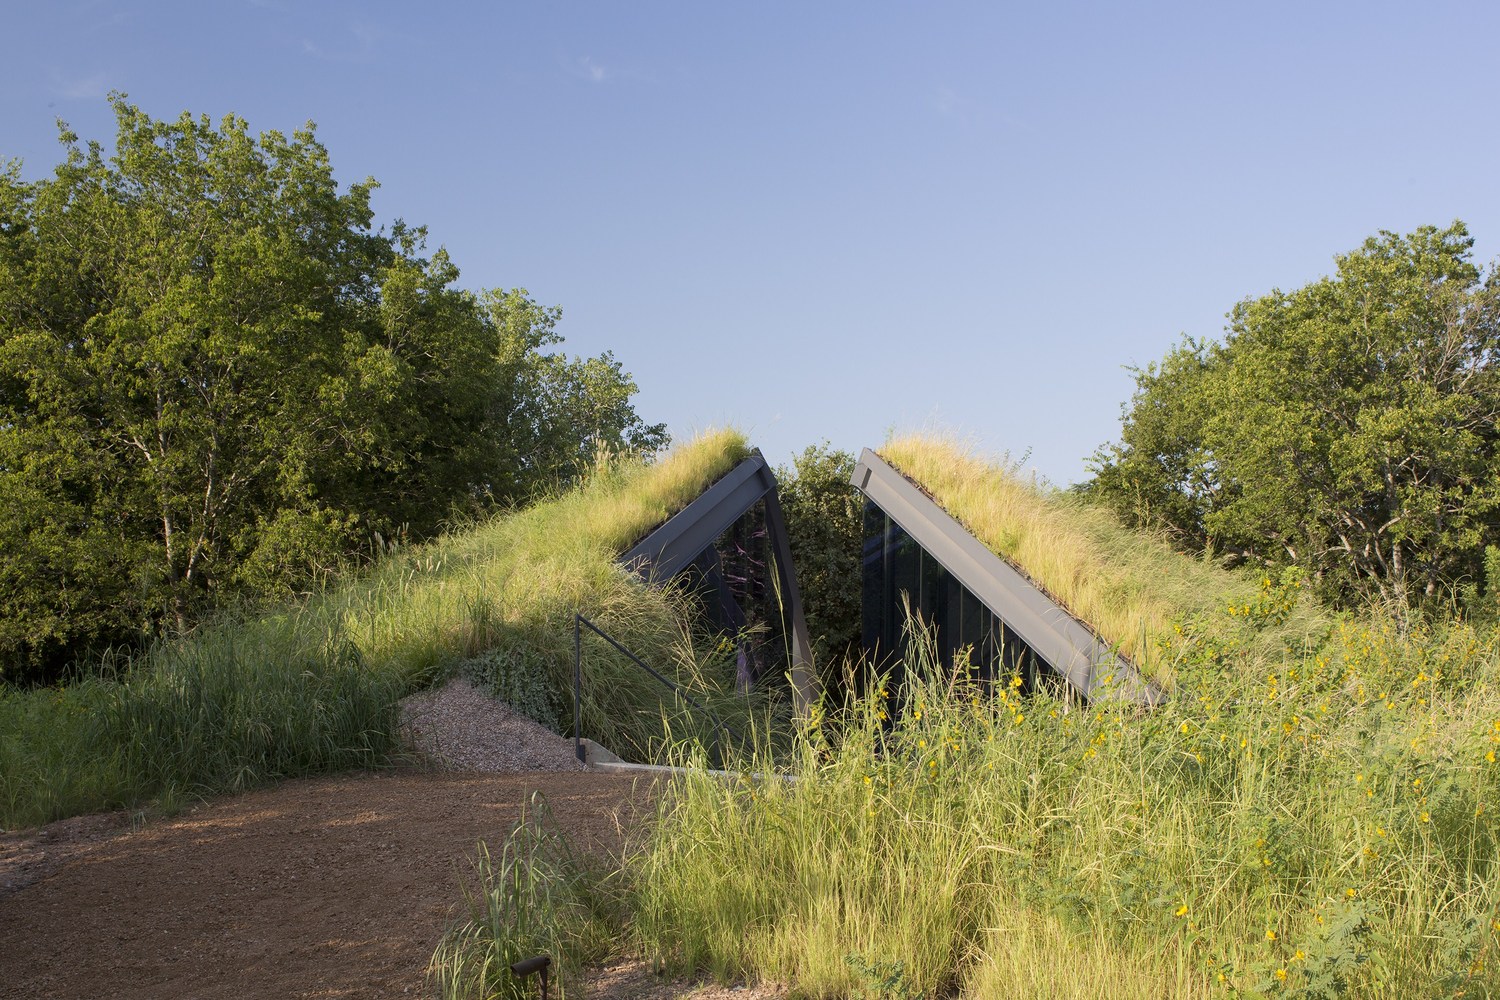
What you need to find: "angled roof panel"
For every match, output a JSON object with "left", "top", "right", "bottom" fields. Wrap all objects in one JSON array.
[
  {"left": 852, "top": 448, "right": 1163, "bottom": 706},
  {"left": 621, "top": 453, "right": 777, "bottom": 583},
  {"left": 619, "top": 450, "right": 816, "bottom": 717}
]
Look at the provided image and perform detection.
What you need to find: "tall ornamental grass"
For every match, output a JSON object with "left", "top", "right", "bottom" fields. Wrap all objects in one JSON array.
[
  {"left": 428, "top": 794, "right": 618, "bottom": 1000},
  {"left": 632, "top": 599, "right": 1500, "bottom": 998},
  {"left": 2, "top": 430, "right": 763, "bottom": 829},
  {"left": 0, "top": 619, "right": 400, "bottom": 827}
]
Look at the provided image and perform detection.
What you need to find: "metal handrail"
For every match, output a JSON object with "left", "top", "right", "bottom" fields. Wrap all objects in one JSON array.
[{"left": 573, "top": 612, "right": 743, "bottom": 764}]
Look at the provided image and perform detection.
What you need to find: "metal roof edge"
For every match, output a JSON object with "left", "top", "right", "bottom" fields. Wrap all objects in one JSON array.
[{"left": 620, "top": 453, "right": 774, "bottom": 582}]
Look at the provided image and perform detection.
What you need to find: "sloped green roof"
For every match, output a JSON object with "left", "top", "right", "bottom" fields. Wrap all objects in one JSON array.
[{"left": 878, "top": 436, "right": 1328, "bottom": 683}]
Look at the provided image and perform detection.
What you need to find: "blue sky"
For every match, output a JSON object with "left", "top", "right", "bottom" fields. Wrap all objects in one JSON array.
[{"left": 4, "top": 1, "right": 1497, "bottom": 485}]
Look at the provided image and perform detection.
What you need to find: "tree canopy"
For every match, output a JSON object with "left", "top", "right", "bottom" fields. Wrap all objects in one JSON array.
[
  {"left": 1087, "top": 222, "right": 1500, "bottom": 613},
  {"left": 0, "top": 97, "right": 665, "bottom": 680}
]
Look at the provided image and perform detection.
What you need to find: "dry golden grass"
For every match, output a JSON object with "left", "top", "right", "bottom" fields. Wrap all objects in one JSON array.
[{"left": 879, "top": 435, "right": 1328, "bottom": 680}]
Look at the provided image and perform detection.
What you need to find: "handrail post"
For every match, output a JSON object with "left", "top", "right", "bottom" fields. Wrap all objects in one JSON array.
[{"left": 574, "top": 613, "right": 584, "bottom": 764}]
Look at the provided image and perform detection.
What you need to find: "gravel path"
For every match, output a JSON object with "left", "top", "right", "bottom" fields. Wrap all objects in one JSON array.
[{"left": 399, "top": 677, "right": 584, "bottom": 773}]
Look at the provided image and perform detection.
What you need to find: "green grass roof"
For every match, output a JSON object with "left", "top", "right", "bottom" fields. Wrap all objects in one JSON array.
[{"left": 879, "top": 435, "right": 1331, "bottom": 683}]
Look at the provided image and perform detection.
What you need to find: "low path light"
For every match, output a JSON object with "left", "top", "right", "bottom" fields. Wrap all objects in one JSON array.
[{"left": 510, "top": 954, "right": 551, "bottom": 998}]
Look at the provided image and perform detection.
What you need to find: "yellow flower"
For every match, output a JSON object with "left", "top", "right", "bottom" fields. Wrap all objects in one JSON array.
[
  {"left": 1176, "top": 904, "right": 1189, "bottom": 917},
  {"left": 1420, "top": 811, "right": 1430, "bottom": 823},
  {"left": 1275, "top": 968, "right": 1288, "bottom": 982},
  {"left": 1487, "top": 750, "right": 1496, "bottom": 764},
  {"left": 1293, "top": 950, "right": 1305, "bottom": 962},
  {"left": 1266, "top": 929, "right": 1277, "bottom": 942},
  {"left": 1345, "top": 888, "right": 1357, "bottom": 898}
]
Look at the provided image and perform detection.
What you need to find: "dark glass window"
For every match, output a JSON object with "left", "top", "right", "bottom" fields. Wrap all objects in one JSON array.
[
  {"left": 861, "top": 501, "right": 1039, "bottom": 695},
  {"left": 675, "top": 499, "right": 789, "bottom": 689}
]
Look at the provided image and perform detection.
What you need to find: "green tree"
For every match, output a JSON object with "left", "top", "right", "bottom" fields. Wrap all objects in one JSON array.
[
  {"left": 481, "top": 289, "right": 668, "bottom": 499},
  {"left": 0, "top": 98, "right": 665, "bottom": 680},
  {"left": 1089, "top": 222, "right": 1500, "bottom": 612},
  {"left": 1083, "top": 338, "right": 1227, "bottom": 549},
  {"left": 777, "top": 444, "right": 863, "bottom": 663}
]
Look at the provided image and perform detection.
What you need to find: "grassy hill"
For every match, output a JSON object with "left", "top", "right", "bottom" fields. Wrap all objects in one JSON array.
[
  {"left": 11, "top": 426, "right": 1499, "bottom": 997},
  {"left": 1, "top": 429, "right": 762, "bottom": 828}
]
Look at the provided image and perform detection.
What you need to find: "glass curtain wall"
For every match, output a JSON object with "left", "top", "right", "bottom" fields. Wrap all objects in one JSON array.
[{"left": 861, "top": 501, "right": 1039, "bottom": 692}]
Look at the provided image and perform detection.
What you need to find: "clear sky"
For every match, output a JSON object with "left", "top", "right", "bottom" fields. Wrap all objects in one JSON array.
[{"left": 4, "top": 1, "right": 1496, "bottom": 485}]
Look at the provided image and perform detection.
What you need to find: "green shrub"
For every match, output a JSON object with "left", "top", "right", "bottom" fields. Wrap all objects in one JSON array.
[
  {"left": 777, "top": 443, "right": 863, "bottom": 665},
  {"left": 460, "top": 647, "right": 563, "bottom": 731}
]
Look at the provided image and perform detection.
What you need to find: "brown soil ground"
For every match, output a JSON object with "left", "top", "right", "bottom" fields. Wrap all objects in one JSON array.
[{"left": 0, "top": 767, "right": 784, "bottom": 1000}]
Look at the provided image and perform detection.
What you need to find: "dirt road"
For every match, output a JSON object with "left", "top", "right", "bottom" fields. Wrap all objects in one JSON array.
[{"left": 0, "top": 769, "right": 650, "bottom": 999}]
